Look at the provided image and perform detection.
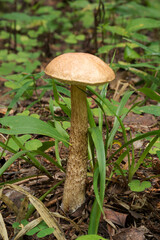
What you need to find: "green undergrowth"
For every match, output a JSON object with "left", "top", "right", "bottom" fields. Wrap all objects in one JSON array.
[{"left": 0, "top": 0, "right": 160, "bottom": 239}]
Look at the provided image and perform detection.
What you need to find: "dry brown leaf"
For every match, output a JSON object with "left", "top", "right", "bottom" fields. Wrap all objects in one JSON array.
[
  {"left": 16, "top": 196, "right": 29, "bottom": 224},
  {"left": 1, "top": 184, "right": 66, "bottom": 240},
  {"left": 112, "top": 226, "right": 148, "bottom": 240},
  {"left": 104, "top": 208, "right": 128, "bottom": 227},
  {"left": 0, "top": 194, "right": 18, "bottom": 215},
  {"left": 0, "top": 212, "right": 9, "bottom": 240}
]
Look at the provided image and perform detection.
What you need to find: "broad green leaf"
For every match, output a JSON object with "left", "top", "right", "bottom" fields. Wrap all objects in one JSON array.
[
  {"left": 138, "top": 88, "right": 160, "bottom": 102},
  {"left": 36, "top": 6, "right": 55, "bottom": 14},
  {"left": 131, "top": 32, "right": 150, "bottom": 42},
  {"left": 7, "top": 135, "right": 31, "bottom": 151},
  {"left": 0, "top": 62, "right": 16, "bottom": 75},
  {"left": 127, "top": 18, "right": 160, "bottom": 32},
  {"left": 26, "top": 227, "right": 40, "bottom": 236},
  {"left": 117, "top": 2, "right": 160, "bottom": 19},
  {"left": 3, "top": 12, "right": 32, "bottom": 22},
  {"left": 69, "top": 0, "right": 90, "bottom": 9},
  {"left": 98, "top": 42, "right": 138, "bottom": 55},
  {"left": 76, "top": 235, "right": 107, "bottom": 240},
  {"left": 65, "top": 34, "right": 77, "bottom": 44},
  {"left": 25, "top": 139, "right": 42, "bottom": 151},
  {"left": 12, "top": 222, "right": 21, "bottom": 229},
  {"left": 128, "top": 180, "right": 151, "bottom": 192},
  {"left": 0, "top": 116, "right": 69, "bottom": 144},
  {"left": 104, "top": 25, "right": 129, "bottom": 37},
  {"left": 76, "top": 34, "right": 85, "bottom": 41},
  {"left": 124, "top": 45, "right": 140, "bottom": 61},
  {"left": 138, "top": 105, "right": 160, "bottom": 116},
  {"left": 36, "top": 228, "right": 54, "bottom": 238}
]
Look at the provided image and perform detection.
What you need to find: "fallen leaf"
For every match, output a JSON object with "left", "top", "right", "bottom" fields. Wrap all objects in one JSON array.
[
  {"left": 112, "top": 226, "right": 148, "bottom": 240},
  {"left": 103, "top": 208, "right": 128, "bottom": 227}
]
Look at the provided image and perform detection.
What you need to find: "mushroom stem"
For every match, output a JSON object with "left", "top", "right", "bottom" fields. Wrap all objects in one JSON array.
[{"left": 62, "top": 85, "right": 88, "bottom": 213}]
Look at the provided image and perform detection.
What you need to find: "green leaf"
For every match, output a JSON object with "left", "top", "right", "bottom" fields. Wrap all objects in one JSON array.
[
  {"left": 36, "top": 228, "right": 54, "bottom": 238},
  {"left": 26, "top": 227, "right": 40, "bottom": 236},
  {"left": 157, "top": 151, "right": 160, "bottom": 160},
  {"left": 124, "top": 45, "right": 140, "bottom": 61},
  {"left": 149, "top": 138, "right": 160, "bottom": 154},
  {"left": 7, "top": 135, "right": 31, "bottom": 151},
  {"left": 25, "top": 139, "right": 42, "bottom": 151},
  {"left": 124, "top": 38, "right": 160, "bottom": 56},
  {"left": 12, "top": 222, "right": 21, "bottom": 229},
  {"left": 128, "top": 180, "right": 151, "bottom": 192},
  {"left": 108, "top": 91, "right": 134, "bottom": 148},
  {"left": 88, "top": 127, "right": 106, "bottom": 234},
  {"left": 69, "top": 0, "right": 90, "bottom": 9},
  {"left": 0, "top": 116, "right": 69, "bottom": 144},
  {"left": 0, "top": 62, "right": 16, "bottom": 75},
  {"left": 117, "top": 64, "right": 160, "bottom": 86},
  {"left": 138, "top": 105, "right": 160, "bottom": 116},
  {"left": 6, "top": 81, "right": 32, "bottom": 115},
  {"left": 21, "top": 219, "right": 29, "bottom": 226},
  {"left": 3, "top": 12, "right": 32, "bottom": 22},
  {"left": 76, "top": 235, "right": 107, "bottom": 240},
  {"left": 129, "top": 135, "right": 159, "bottom": 181},
  {"left": 127, "top": 18, "right": 160, "bottom": 32},
  {"left": 117, "top": 2, "right": 160, "bottom": 19},
  {"left": 104, "top": 25, "right": 129, "bottom": 37},
  {"left": 89, "top": 127, "right": 106, "bottom": 209},
  {"left": 76, "top": 34, "right": 86, "bottom": 41},
  {"left": 65, "top": 34, "right": 77, "bottom": 44},
  {"left": 138, "top": 88, "right": 160, "bottom": 102},
  {"left": 0, "top": 150, "right": 28, "bottom": 176}
]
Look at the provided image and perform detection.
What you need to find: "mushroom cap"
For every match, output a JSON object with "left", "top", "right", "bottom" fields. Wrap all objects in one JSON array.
[{"left": 45, "top": 52, "right": 115, "bottom": 86}]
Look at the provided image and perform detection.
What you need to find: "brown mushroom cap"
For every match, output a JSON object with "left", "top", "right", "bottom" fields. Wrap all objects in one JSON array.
[{"left": 45, "top": 52, "right": 115, "bottom": 86}]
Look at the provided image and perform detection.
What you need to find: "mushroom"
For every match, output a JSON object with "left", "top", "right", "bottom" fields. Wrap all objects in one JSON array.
[{"left": 45, "top": 52, "right": 115, "bottom": 213}]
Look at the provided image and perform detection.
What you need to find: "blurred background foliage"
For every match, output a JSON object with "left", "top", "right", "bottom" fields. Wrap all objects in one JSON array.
[{"left": 0, "top": 0, "right": 160, "bottom": 81}]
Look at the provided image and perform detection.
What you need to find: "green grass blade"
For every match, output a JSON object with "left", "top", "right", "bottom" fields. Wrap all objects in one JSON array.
[
  {"left": 98, "top": 84, "right": 108, "bottom": 132},
  {"left": 109, "top": 130, "right": 160, "bottom": 162},
  {"left": 87, "top": 100, "right": 96, "bottom": 128},
  {"left": 129, "top": 135, "right": 159, "bottom": 181},
  {"left": 108, "top": 91, "right": 133, "bottom": 148},
  {"left": 88, "top": 200, "right": 101, "bottom": 235},
  {"left": 0, "top": 150, "right": 27, "bottom": 176},
  {"left": 138, "top": 87, "right": 160, "bottom": 102},
  {"left": 6, "top": 81, "right": 32, "bottom": 116},
  {"left": 93, "top": 167, "right": 103, "bottom": 213},
  {"left": 88, "top": 127, "right": 106, "bottom": 234}
]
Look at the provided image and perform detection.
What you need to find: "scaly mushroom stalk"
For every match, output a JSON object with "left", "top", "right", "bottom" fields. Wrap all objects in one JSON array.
[{"left": 62, "top": 85, "right": 88, "bottom": 213}]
